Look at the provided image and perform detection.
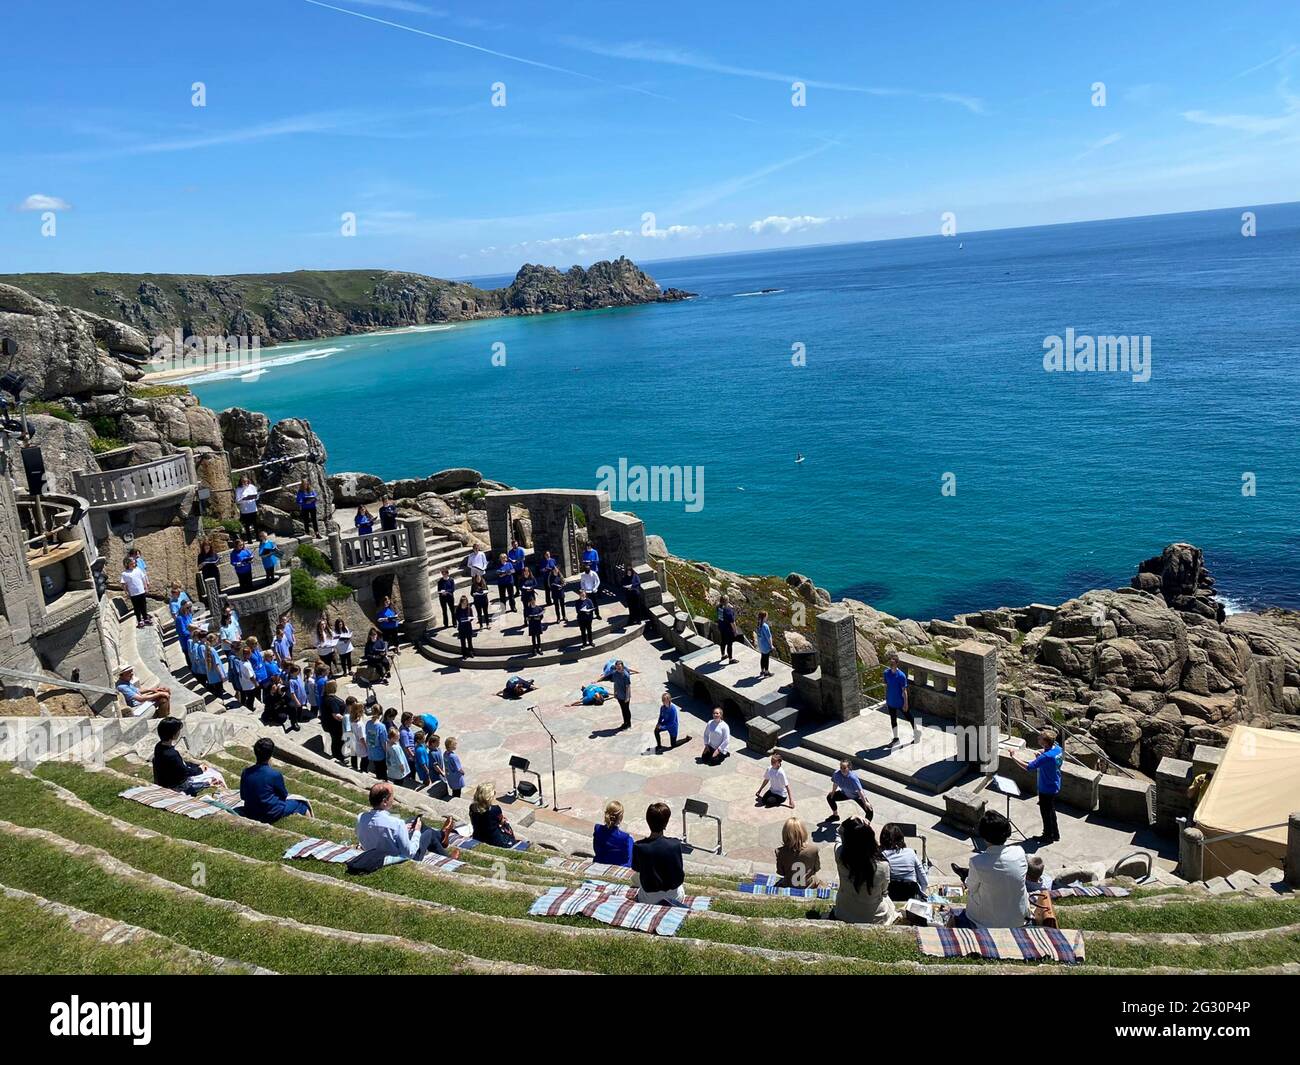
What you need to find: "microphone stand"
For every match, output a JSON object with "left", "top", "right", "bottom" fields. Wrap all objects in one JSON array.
[{"left": 526, "top": 704, "right": 567, "bottom": 812}]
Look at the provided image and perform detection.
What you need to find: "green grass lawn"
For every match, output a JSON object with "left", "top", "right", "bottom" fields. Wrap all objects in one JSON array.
[{"left": 0, "top": 893, "right": 238, "bottom": 975}]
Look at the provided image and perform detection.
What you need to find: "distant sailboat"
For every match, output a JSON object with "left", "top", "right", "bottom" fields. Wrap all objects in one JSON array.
[{"left": 958, "top": 241, "right": 964, "bottom": 250}]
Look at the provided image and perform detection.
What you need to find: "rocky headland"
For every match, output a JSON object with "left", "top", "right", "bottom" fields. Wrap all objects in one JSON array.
[{"left": 0, "top": 257, "right": 694, "bottom": 349}]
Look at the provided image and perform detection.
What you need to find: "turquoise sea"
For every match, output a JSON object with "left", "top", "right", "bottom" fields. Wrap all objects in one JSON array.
[{"left": 190, "top": 205, "right": 1300, "bottom": 620}]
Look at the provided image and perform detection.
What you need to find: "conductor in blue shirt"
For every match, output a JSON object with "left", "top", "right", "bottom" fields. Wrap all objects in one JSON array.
[{"left": 1017, "top": 727, "right": 1063, "bottom": 844}]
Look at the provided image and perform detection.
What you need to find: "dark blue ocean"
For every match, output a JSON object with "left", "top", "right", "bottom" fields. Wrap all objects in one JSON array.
[{"left": 191, "top": 204, "right": 1300, "bottom": 619}]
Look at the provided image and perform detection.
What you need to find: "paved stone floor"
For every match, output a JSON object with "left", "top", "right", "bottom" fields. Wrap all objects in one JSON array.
[{"left": 289, "top": 625, "right": 1176, "bottom": 879}]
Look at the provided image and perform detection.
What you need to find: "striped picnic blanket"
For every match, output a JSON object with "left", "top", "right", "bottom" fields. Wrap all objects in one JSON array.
[
  {"left": 916, "top": 924, "right": 1086, "bottom": 963},
  {"left": 738, "top": 881, "right": 836, "bottom": 899},
  {"left": 1049, "top": 885, "right": 1131, "bottom": 899},
  {"left": 447, "top": 830, "right": 531, "bottom": 853},
  {"left": 529, "top": 882, "right": 710, "bottom": 936},
  {"left": 119, "top": 785, "right": 223, "bottom": 820},
  {"left": 543, "top": 857, "right": 635, "bottom": 881},
  {"left": 283, "top": 838, "right": 365, "bottom": 863},
  {"left": 284, "top": 838, "right": 465, "bottom": 872}
]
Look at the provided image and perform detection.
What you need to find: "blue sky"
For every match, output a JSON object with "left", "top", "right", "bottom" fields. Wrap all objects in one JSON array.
[{"left": 3, "top": 0, "right": 1300, "bottom": 278}]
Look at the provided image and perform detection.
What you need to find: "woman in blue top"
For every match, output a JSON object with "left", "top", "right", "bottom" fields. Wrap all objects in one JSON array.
[
  {"left": 364, "top": 708, "right": 389, "bottom": 781},
  {"left": 755, "top": 609, "right": 774, "bottom": 678},
  {"left": 593, "top": 800, "right": 634, "bottom": 867},
  {"left": 443, "top": 737, "right": 465, "bottom": 798},
  {"left": 354, "top": 506, "right": 375, "bottom": 537},
  {"left": 717, "top": 595, "right": 738, "bottom": 665},
  {"left": 174, "top": 600, "right": 194, "bottom": 662}
]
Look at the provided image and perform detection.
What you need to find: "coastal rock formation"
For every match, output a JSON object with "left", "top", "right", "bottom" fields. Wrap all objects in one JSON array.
[
  {"left": 1132, "top": 542, "right": 1225, "bottom": 622},
  {"left": 0, "top": 259, "right": 694, "bottom": 346},
  {"left": 218, "top": 408, "right": 331, "bottom": 523}
]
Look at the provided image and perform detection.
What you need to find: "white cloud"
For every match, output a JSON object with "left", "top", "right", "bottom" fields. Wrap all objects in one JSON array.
[
  {"left": 747, "top": 214, "right": 829, "bottom": 236},
  {"left": 561, "top": 37, "right": 986, "bottom": 113},
  {"left": 1182, "top": 109, "right": 1294, "bottom": 135},
  {"left": 17, "top": 194, "right": 71, "bottom": 211}
]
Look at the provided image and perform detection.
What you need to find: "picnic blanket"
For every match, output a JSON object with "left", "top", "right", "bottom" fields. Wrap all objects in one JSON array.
[
  {"left": 528, "top": 881, "right": 710, "bottom": 936},
  {"left": 284, "top": 837, "right": 466, "bottom": 873},
  {"left": 543, "top": 856, "right": 635, "bottom": 881},
  {"left": 283, "top": 838, "right": 365, "bottom": 863},
  {"left": 1048, "top": 884, "right": 1131, "bottom": 899},
  {"left": 916, "top": 924, "right": 1086, "bottom": 964},
  {"left": 447, "top": 829, "right": 530, "bottom": 852},
  {"left": 738, "top": 881, "right": 836, "bottom": 899},
  {"left": 119, "top": 785, "right": 224, "bottom": 820}
]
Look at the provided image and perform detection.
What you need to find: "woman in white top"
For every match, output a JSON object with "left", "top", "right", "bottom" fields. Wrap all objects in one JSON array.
[
  {"left": 232, "top": 648, "right": 258, "bottom": 711},
  {"left": 121, "top": 556, "right": 152, "bottom": 628},
  {"left": 334, "top": 617, "right": 354, "bottom": 674},
  {"left": 700, "top": 706, "right": 731, "bottom": 764},
  {"left": 467, "top": 545, "right": 487, "bottom": 579},
  {"left": 315, "top": 619, "right": 338, "bottom": 676},
  {"left": 235, "top": 476, "right": 260, "bottom": 537},
  {"left": 755, "top": 751, "right": 794, "bottom": 809}
]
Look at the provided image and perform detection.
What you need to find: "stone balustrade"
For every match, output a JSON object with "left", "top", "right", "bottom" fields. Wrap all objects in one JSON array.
[
  {"left": 72, "top": 451, "right": 196, "bottom": 510},
  {"left": 333, "top": 526, "right": 413, "bottom": 571}
]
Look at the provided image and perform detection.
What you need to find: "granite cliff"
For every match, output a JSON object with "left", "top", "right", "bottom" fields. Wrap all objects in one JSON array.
[{"left": 0, "top": 258, "right": 693, "bottom": 347}]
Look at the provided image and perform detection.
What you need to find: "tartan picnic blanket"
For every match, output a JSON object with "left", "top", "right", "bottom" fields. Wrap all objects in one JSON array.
[
  {"left": 446, "top": 829, "right": 531, "bottom": 852},
  {"left": 283, "top": 838, "right": 365, "bottom": 863},
  {"left": 738, "top": 881, "right": 836, "bottom": 899},
  {"left": 916, "top": 924, "right": 1086, "bottom": 963},
  {"left": 1048, "top": 885, "right": 1131, "bottom": 899},
  {"left": 528, "top": 882, "right": 710, "bottom": 936},
  {"left": 543, "top": 856, "right": 635, "bottom": 881},
  {"left": 284, "top": 837, "right": 465, "bottom": 873},
  {"left": 118, "top": 785, "right": 224, "bottom": 820}
]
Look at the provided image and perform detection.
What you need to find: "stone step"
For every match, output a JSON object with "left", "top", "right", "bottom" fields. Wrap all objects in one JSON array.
[{"left": 417, "top": 621, "right": 646, "bottom": 670}]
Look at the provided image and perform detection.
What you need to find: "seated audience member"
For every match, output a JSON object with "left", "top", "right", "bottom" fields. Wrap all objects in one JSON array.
[
  {"left": 700, "top": 706, "right": 731, "bottom": 764},
  {"left": 151, "top": 717, "right": 225, "bottom": 795},
  {"left": 116, "top": 665, "right": 171, "bottom": 717},
  {"left": 1025, "top": 854, "right": 1054, "bottom": 895},
  {"left": 239, "top": 738, "right": 313, "bottom": 824},
  {"left": 774, "top": 817, "right": 822, "bottom": 889},
  {"left": 468, "top": 783, "right": 517, "bottom": 847},
  {"left": 631, "top": 801, "right": 685, "bottom": 906},
  {"left": 593, "top": 799, "right": 634, "bottom": 867},
  {"left": 953, "top": 811, "right": 1030, "bottom": 930},
  {"left": 879, "top": 822, "right": 928, "bottom": 902},
  {"left": 828, "top": 818, "right": 895, "bottom": 925},
  {"left": 825, "top": 758, "right": 873, "bottom": 822},
  {"left": 755, "top": 751, "right": 794, "bottom": 809},
  {"left": 356, "top": 782, "right": 451, "bottom": 860}
]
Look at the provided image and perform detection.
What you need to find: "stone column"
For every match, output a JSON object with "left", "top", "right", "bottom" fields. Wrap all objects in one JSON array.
[
  {"left": 816, "top": 607, "right": 861, "bottom": 720},
  {"left": 395, "top": 516, "right": 435, "bottom": 641},
  {"left": 485, "top": 497, "right": 511, "bottom": 559},
  {"left": 327, "top": 529, "right": 344, "bottom": 572},
  {"left": 952, "top": 640, "right": 998, "bottom": 773},
  {"left": 1178, "top": 821, "right": 1205, "bottom": 882},
  {"left": 1287, "top": 813, "right": 1300, "bottom": 888}
]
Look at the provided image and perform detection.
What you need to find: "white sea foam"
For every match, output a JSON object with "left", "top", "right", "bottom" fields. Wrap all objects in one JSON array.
[
  {"left": 733, "top": 289, "right": 784, "bottom": 297},
  {"left": 172, "top": 345, "right": 345, "bottom": 384}
]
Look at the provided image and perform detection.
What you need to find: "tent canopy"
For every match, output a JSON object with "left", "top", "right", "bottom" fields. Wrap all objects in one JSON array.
[{"left": 1195, "top": 726, "right": 1300, "bottom": 877}]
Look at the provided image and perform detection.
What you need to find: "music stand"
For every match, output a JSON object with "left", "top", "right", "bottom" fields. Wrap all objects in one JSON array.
[{"left": 987, "top": 774, "right": 1028, "bottom": 841}]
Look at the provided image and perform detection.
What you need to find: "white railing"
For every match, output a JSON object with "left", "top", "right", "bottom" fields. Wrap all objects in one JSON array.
[
  {"left": 73, "top": 453, "right": 193, "bottom": 509},
  {"left": 339, "top": 527, "right": 412, "bottom": 569}
]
